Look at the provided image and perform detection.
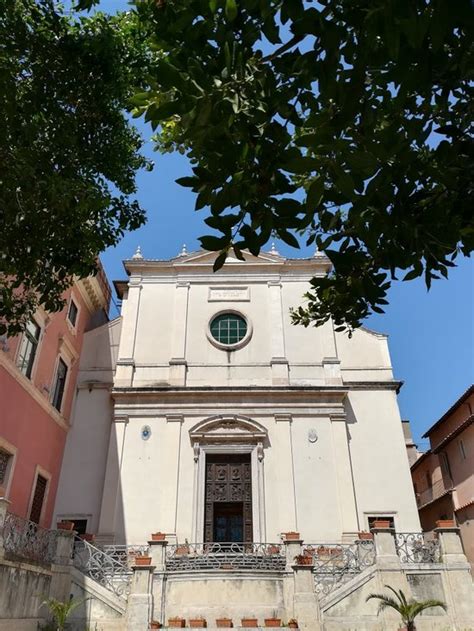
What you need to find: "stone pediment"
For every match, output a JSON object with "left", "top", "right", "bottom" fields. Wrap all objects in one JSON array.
[
  {"left": 175, "top": 250, "right": 283, "bottom": 265},
  {"left": 189, "top": 415, "right": 267, "bottom": 444}
]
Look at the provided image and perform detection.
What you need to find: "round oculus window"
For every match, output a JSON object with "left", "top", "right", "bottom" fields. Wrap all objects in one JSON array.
[{"left": 209, "top": 312, "right": 249, "bottom": 348}]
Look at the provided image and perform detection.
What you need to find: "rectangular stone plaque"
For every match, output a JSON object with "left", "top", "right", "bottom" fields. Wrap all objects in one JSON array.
[{"left": 208, "top": 287, "right": 250, "bottom": 302}]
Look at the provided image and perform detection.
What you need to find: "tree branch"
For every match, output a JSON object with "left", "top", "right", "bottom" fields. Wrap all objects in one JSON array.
[{"left": 261, "top": 34, "right": 305, "bottom": 63}]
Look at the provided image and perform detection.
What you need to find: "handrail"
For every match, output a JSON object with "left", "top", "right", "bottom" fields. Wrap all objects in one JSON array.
[{"left": 73, "top": 537, "right": 132, "bottom": 599}]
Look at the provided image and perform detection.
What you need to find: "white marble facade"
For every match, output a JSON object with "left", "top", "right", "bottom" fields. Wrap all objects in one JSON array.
[{"left": 54, "top": 249, "right": 421, "bottom": 545}]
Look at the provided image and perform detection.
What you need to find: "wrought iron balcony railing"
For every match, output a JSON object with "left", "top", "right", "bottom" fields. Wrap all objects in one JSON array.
[
  {"left": 2, "top": 512, "right": 58, "bottom": 566},
  {"left": 395, "top": 532, "right": 441, "bottom": 564},
  {"left": 165, "top": 542, "right": 286, "bottom": 572},
  {"left": 73, "top": 538, "right": 133, "bottom": 599},
  {"left": 306, "top": 541, "right": 376, "bottom": 599}
]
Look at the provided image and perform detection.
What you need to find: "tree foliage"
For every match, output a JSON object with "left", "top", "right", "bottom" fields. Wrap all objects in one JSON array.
[
  {"left": 0, "top": 0, "right": 150, "bottom": 335},
  {"left": 367, "top": 585, "right": 447, "bottom": 630},
  {"left": 130, "top": 0, "right": 473, "bottom": 331}
]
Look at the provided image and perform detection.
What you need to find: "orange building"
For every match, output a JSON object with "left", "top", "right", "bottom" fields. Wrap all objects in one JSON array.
[
  {"left": 411, "top": 385, "right": 474, "bottom": 572},
  {"left": 0, "top": 266, "right": 111, "bottom": 528}
]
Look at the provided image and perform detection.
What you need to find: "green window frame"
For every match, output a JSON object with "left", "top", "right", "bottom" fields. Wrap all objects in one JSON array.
[{"left": 16, "top": 318, "right": 41, "bottom": 379}]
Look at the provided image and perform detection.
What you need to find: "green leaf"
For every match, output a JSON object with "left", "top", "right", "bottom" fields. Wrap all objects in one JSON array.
[
  {"left": 306, "top": 177, "right": 325, "bottom": 210},
  {"left": 277, "top": 229, "right": 300, "bottom": 249},
  {"left": 199, "top": 235, "right": 229, "bottom": 251},
  {"left": 225, "top": 0, "right": 238, "bottom": 22},
  {"left": 283, "top": 156, "right": 319, "bottom": 174}
]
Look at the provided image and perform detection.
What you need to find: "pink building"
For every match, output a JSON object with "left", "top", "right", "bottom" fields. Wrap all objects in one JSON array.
[
  {"left": 0, "top": 266, "right": 111, "bottom": 528},
  {"left": 411, "top": 385, "right": 474, "bottom": 571}
]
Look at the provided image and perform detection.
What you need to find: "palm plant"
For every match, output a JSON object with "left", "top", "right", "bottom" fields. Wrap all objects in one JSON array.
[
  {"left": 366, "top": 585, "right": 446, "bottom": 630},
  {"left": 41, "top": 597, "right": 87, "bottom": 631}
]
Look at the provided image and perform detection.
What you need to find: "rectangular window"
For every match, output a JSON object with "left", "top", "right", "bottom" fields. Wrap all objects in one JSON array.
[
  {"left": 16, "top": 319, "right": 41, "bottom": 379},
  {"left": 459, "top": 439, "right": 466, "bottom": 460},
  {"left": 368, "top": 515, "right": 395, "bottom": 529},
  {"left": 30, "top": 474, "right": 48, "bottom": 524},
  {"left": 0, "top": 450, "right": 12, "bottom": 486},
  {"left": 52, "top": 358, "right": 68, "bottom": 411},
  {"left": 67, "top": 299, "right": 78, "bottom": 327}
]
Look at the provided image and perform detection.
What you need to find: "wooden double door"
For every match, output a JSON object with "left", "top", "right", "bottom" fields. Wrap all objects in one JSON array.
[{"left": 204, "top": 454, "right": 253, "bottom": 543}]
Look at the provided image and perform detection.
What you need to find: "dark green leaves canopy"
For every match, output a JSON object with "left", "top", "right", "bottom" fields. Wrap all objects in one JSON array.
[
  {"left": 0, "top": 0, "right": 150, "bottom": 335},
  {"left": 133, "top": 0, "right": 473, "bottom": 331}
]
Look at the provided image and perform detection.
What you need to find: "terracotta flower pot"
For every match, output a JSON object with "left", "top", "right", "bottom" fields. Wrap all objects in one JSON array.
[
  {"left": 0, "top": 486, "right": 6, "bottom": 498},
  {"left": 189, "top": 618, "right": 207, "bottom": 628},
  {"left": 264, "top": 618, "right": 281, "bottom": 627},
  {"left": 151, "top": 532, "right": 166, "bottom": 541},
  {"left": 175, "top": 545, "right": 190, "bottom": 555},
  {"left": 80, "top": 533, "right": 95, "bottom": 542},
  {"left": 436, "top": 519, "right": 455, "bottom": 528},
  {"left": 288, "top": 622, "right": 298, "bottom": 629},
  {"left": 372, "top": 519, "right": 391, "bottom": 529},
  {"left": 135, "top": 555, "right": 152, "bottom": 566},
  {"left": 168, "top": 618, "right": 185, "bottom": 628},
  {"left": 358, "top": 532, "right": 373, "bottom": 540},
  {"left": 150, "top": 622, "right": 162, "bottom": 629},
  {"left": 57, "top": 520, "right": 75, "bottom": 531},
  {"left": 241, "top": 619, "right": 258, "bottom": 628},
  {"left": 283, "top": 532, "right": 300, "bottom": 540},
  {"left": 295, "top": 554, "right": 313, "bottom": 566},
  {"left": 267, "top": 545, "right": 281, "bottom": 554},
  {"left": 216, "top": 618, "right": 233, "bottom": 627}
]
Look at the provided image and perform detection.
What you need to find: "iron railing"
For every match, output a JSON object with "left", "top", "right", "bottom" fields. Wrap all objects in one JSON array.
[
  {"left": 1, "top": 512, "right": 58, "bottom": 565},
  {"left": 165, "top": 542, "right": 286, "bottom": 572},
  {"left": 101, "top": 544, "right": 150, "bottom": 568},
  {"left": 308, "top": 541, "right": 376, "bottom": 599},
  {"left": 73, "top": 538, "right": 132, "bottom": 599},
  {"left": 395, "top": 532, "right": 441, "bottom": 564}
]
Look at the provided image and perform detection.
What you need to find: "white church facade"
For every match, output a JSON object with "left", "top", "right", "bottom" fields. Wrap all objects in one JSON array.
[
  {"left": 55, "top": 248, "right": 420, "bottom": 545},
  {"left": 50, "top": 249, "right": 474, "bottom": 630}
]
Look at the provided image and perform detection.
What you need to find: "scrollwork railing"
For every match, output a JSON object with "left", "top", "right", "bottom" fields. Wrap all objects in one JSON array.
[
  {"left": 166, "top": 542, "right": 285, "bottom": 572},
  {"left": 73, "top": 538, "right": 132, "bottom": 599},
  {"left": 2, "top": 512, "right": 58, "bottom": 565},
  {"left": 395, "top": 532, "right": 440, "bottom": 564},
  {"left": 101, "top": 544, "right": 150, "bottom": 568},
  {"left": 309, "top": 541, "right": 376, "bottom": 599}
]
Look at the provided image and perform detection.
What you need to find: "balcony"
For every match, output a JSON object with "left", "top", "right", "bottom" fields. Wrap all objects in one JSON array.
[{"left": 416, "top": 478, "right": 453, "bottom": 509}]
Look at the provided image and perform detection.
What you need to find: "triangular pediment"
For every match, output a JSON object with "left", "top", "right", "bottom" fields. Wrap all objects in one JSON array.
[{"left": 173, "top": 249, "right": 284, "bottom": 265}]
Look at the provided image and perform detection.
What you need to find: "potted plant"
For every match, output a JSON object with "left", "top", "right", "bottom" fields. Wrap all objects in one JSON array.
[
  {"left": 294, "top": 553, "right": 313, "bottom": 566},
  {"left": 151, "top": 532, "right": 167, "bottom": 541},
  {"left": 241, "top": 618, "right": 258, "bottom": 627},
  {"left": 267, "top": 544, "right": 281, "bottom": 554},
  {"left": 282, "top": 532, "right": 300, "bottom": 540},
  {"left": 435, "top": 519, "right": 455, "bottom": 528},
  {"left": 175, "top": 543, "right": 190, "bottom": 555},
  {"left": 288, "top": 619, "right": 298, "bottom": 629},
  {"left": 189, "top": 617, "right": 207, "bottom": 627},
  {"left": 358, "top": 531, "right": 373, "bottom": 540},
  {"left": 215, "top": 617, "right": 233, "bottom": 627},
  {"left": 371, "top": 519, "right": 391, "bottom": 529},
  {"left": 41, "top": 597, "right": 87, "bottom": 631},
  {"left": 264, "top": 618, "right": 281, "bottom": 627},
  {"left": 135, "top": 554, "right": 152, "bottom": 566},
  {"left": 56, "top": 520, "right": 75, "bottom": 531},
  {"left": 150, "top": 621, "right": 162, "bottom": 629},
  {"left": 80, "top": 533, "right": 95, "bottom": 542},
  {"left": 168, "top": 617, "right": 186, "bottom": 628},
  {"left": 366, "top": 585, "right": 446, "bottom": 631}
]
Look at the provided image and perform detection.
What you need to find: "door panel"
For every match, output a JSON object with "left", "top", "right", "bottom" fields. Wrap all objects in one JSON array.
[{"left": 204, "top": 454, "right": 252, "bottom": 542}]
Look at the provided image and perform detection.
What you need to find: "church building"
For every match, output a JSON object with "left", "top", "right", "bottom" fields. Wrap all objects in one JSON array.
[{"left": 55, "top": 246, "right": 419, "bottom": 546}]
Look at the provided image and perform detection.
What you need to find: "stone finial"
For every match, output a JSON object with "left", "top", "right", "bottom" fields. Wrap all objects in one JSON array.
[
  {"left": 178, "top": 244, "right": 188, "bottom": 257},
  {"left": 314, "top": 246, "right": 325, "bottom": 258},
  {"left": 132, "top": 245, "right": 143, "bottom": 260},
  {"left": 269, "top": 242, "right": 279, "bottom": 255}
]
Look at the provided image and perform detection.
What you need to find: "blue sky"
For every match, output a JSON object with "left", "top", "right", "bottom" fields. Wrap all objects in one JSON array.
[{"left": 96, "top": 1, "right": 473, "bottom": 449}]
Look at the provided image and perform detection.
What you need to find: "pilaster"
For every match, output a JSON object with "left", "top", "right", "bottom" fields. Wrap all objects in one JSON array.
[
  {"left": 169, "top": 282, "right": 190, "bottom": 386},
  {"left": 268, "top": 281, "right": 289, "bottom": 385},
  {"left": 115, "top": 277, "right": 142, "bottom": 387},
  {"left": 49, "top": 530, "right": 75, "bottom": 602},
  {"left": 330, "top": 414, "right": 359, "bottom": 539},
  {"left": 292, "top": 565, "right": 321, "bottom": 631},
  {"left": 97, "top": 416, "right": 128, "bottom": 542}
]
